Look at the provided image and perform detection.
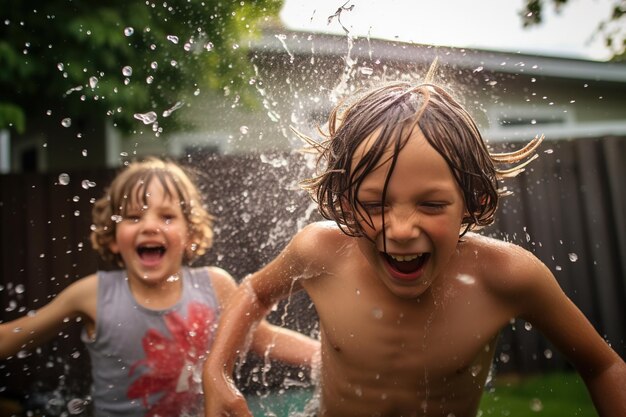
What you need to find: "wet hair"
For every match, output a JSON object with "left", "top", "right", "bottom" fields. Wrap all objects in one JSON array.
[
  {"left": 299, "top": 80, "right": 542, "bottom": 237},
  {"left": 90, "top": 157, "right": 213, "bottom": 265}
]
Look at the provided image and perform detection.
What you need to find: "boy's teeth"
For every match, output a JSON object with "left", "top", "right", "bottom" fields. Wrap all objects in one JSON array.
[{"left": 391, "top": 254, "right": 420, "bottom": 262}]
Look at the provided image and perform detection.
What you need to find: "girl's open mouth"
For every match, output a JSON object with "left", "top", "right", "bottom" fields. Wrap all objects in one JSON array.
[
  {"left": 137, "top": 245, "right": 166, "bottom": 265},
  {"left": 381, "top": 252, "right": 430, "bottom": 281}
]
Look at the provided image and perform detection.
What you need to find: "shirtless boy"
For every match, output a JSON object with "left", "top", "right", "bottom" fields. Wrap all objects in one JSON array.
[{"left": 203, "top": 81, "right": 626, "bottom": 416}]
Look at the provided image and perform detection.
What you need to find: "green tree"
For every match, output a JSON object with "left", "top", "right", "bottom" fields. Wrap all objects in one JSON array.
[
  {"left": 520, "top": 0, "right": 625, "bottom": 61},
  {"left": 0, "top": 0, "right": 282, "bottom": 134}
]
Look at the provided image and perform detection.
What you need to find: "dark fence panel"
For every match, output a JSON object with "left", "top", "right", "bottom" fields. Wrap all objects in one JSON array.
[
  {"left": 0, "top": 137, "right": 624, "bottom": 406},
  {"left": 487, "top": 136, "right": 626, "bottom": 373}
]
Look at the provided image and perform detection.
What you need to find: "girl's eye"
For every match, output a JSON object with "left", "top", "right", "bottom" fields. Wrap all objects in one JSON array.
[{"left": 162, "top": 214, "right": 177, "bottom": 224}]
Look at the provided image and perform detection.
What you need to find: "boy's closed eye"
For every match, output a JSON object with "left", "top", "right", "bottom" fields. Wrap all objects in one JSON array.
[
  {"left": 360, "top": 202, "right": 386, "bottom": 215},
  {"left": 420, "top": 202, "right": 448, "bottom": 214}
]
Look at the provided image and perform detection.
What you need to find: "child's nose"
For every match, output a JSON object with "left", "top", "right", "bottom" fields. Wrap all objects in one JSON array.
[
  {"left": 141, "top": 214, "right": 161, "bottom": 233},
  {"left": 385, "top": 210, "right": 420, "bottom": 242}
]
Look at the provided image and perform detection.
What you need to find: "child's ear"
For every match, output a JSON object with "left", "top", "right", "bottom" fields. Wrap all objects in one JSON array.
[{"left": 109, "top": 241, "right": 120, "bottom": 254}]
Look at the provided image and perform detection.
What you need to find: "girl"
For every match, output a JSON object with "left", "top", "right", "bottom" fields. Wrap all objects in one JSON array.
[{"left": 0, "top": 157, "right": 319, "bottom": 417}]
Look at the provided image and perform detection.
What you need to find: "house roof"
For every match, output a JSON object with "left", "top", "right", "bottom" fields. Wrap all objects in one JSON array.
[{"left": 251, "top": 30, "right": 626, "bottom": 84}]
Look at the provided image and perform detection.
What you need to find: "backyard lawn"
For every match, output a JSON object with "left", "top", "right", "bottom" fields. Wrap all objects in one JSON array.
[
  {"left": 248, "top": 372, "right": 597, "bottom": 417},
  {"left": 478, "top": 372, "right": 597, "bottom": 416}
]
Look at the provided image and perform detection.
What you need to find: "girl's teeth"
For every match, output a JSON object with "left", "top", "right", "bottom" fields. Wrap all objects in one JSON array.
[{"left": 391, "top": 254, "right": 420, "bottom": 262}]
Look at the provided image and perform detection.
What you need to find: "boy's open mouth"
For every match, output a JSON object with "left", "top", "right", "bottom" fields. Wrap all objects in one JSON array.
[
  {"left": 137, "top": 244, "right": 166, "bottom": 263},
  {"left": 381, "top": 252, "right": 430, "bottom": 280}
]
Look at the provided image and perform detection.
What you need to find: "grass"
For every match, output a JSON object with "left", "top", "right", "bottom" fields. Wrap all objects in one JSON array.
[
  {"left": 478, "top": 372, "right": 597, "bottom": 417},
  {"left": 248, "top": 372, "right": 597, "bottom": 417}
]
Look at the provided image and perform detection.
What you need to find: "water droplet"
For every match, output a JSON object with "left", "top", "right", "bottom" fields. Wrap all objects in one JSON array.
[
  {"left": 67, "top": 398, "right": 87, "bottom": 414},
  {"left": 74, "top": 210, "right": 80, "bottom": 217},
  {"left": 133, "top": 111, "right": 158, "bottom": 125},
  {"left": 122, "top": 66, "right": 133, "bottom": 77},
  {"left": 205, "top": 42, "right": 214, "bottom": 51},
  {"left": 58, "top": 173, "right": 70, "bottom": 185},
  {"left": 89, "top": 76, "right": 98, "bottom": 88},
  {"left": 524, "top": 322, "right": 533, "bottom": 331},
  {"left": 529, "top": 398, "right": 543, "bottom": 412},
  {"left": 371, "top": 308, "right": 383, "bottom": 319},
  {"left": 167, "top": 35, "right": 179, "bottom": 44},
  {"left": 470, "top": 364, "right": 482, "bottom": 377},
  {"left": 543, "top": 148, "right": 553, "bottom": 154},
  {"left": 239, "top": 125, "right": 249, "bottom": 134},
  {"left": 17, "top": 350, "right": 29, "bottom": 359},
  {"left": 81, "top": 149, "right": 88, "bottom": 157},
  {"left": 544, "top": 349, "right": 553, "bottom": 359},
  {"left": 146, "top": 75, "right": 154, "bottom": 84},
  {"left": 162, "top": 101, "right": 184, "bottom": 117},
  {"left": 456, "top": 274, "right": 475, "bottom": 285},
  {"left": 568, "top": 253, "right": 578, "bottom": 262},
  {"left": 359, "top": 66, "right": 373, "bottom": 75},
  {"left": 15, "top": 284, "right": 25, "bottom": 294},
  {"left": 124, "top": 27, "right": 134, "bottom": 37},
  {"left": 61, "top": 118, "right": 72, "bottom": 128},
  {"left": 166, "top": 274, "right": 180, "bottom": 282}
]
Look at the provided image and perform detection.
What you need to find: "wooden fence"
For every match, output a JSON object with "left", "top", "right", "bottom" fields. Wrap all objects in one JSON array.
[{"left": 0, "top": 136, "right": 624, "bottom": 408}]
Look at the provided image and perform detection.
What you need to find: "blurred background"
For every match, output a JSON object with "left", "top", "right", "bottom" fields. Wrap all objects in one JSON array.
[{"left": 1, "top": 0, "right": 625, "bottom": 416}]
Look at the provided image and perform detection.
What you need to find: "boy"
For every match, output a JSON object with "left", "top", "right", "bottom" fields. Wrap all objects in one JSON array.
[
  {"left": 0, "top": 158, "right": 319, "bottom": 417},
  {"left": 202, "top": 82, "right": 625, "bottom": 416}
]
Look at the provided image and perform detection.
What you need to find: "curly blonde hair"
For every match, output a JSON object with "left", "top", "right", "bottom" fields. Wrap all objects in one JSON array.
[
  {"left": 298, "top": 81, "right": 542, "bottom": 238},
  {"left": 90, "top": 157, "right": 213, "bottom": 265}
]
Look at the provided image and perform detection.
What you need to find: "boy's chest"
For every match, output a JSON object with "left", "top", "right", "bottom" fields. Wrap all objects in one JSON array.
[{"left": 307, "top": 271, "right": 509, "bottom": 378}]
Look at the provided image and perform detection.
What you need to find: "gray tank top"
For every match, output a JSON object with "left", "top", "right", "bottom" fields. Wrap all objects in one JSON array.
[{"left": 82, "top": 267, "right": 220, "bottom": 417}]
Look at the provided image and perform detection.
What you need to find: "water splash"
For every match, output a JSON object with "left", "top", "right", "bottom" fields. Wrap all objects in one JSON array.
[
  {"left": 134, "top": 111, "right": 158, "bottom": 125},
  {"left": 162, "top": 101, "right": 184, "bottom": 117}
]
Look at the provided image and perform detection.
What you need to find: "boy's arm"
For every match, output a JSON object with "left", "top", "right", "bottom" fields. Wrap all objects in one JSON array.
[
  {"left": 0, "top": 274, "right": 97, "bottom": 359},
  {"left": 203, "top": 229, "right": 315, "bottom": 417},
  {"left": 505, "top": 249, "right": 626, "bottom": 416}
]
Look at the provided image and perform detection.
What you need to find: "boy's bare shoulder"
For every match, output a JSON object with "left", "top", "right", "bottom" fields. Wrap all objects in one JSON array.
[
  {"left": 290, "top": 221, "right": 352, "bottom": 264},
  {"left": 461, "top": 233, "right": 551, "bottom": 298},
  {"left": 293, "top": 221, "right": 348, "bottom": 249}
]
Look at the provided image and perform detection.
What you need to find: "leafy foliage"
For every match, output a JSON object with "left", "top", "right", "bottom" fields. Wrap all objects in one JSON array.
[
  {"left": 520, "top": 0, "right": 625, "bottom": 61},
  {"left": 0, "top": 0, "right": 282, "bottom": 134}
]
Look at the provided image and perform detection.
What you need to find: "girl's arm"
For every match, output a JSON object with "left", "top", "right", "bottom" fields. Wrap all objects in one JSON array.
[
  {"left": 203, "top": 227, "right": 317, "bottom": 417},
  {"left": 251, "top": 320, "right": 320, "bottom": 369},
  {"left": 208, "top": 265, "right": 321, "bottom": 369},
  {"left": 0, "top": 274, "right": 97, "bottom": 359}
]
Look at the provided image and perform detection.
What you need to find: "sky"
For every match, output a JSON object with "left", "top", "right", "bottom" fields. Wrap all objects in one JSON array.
[{"left": 280, "top": 0, "right": 617, "bottom": 61}]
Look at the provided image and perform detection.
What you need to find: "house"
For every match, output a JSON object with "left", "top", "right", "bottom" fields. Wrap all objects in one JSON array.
[{"left": 5, "top": 28, "right": 626, "bottom": 173}]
